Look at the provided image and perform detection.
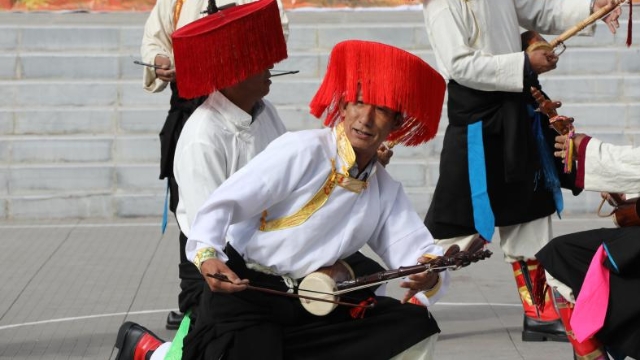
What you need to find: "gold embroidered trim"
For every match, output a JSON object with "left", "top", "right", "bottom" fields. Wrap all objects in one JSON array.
[
  {"left": 335, "top": 122, "right": 356, "bottom": 174},
  {"left": 173, "top": 0, "right": 187, "bottom": 31},
  {"left": 193, "top": 247, "right": 217, "bottom": 272},
  {"left": 259, "top": 126, "right": 369, "bottom": 232}
]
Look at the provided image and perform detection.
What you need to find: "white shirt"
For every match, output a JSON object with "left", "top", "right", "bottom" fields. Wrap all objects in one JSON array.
[
  {"left": 174, "top": 91, "right": 286, "bottom": 236},
  {"left": 423, "top": 0, "right": 593, "bottom": 92},
  {"left": 140, "top": 0, "right": 289, "bottom": 93},
  {"left": 583, "top": 138, "right": 640, "bottom": 194},
  {"left": 187, "top": 126, "right": 449, "bottom": 305}
]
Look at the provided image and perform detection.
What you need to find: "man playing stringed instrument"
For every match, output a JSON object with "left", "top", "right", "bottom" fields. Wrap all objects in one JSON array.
[
  {"left": 422, "top": 0, "right": 623, "bottom": 345},
  {"left": 181, "top": 40, "right": 451, "bottom": 360}
]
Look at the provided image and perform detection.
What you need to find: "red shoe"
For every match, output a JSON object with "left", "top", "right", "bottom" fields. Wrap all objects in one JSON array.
[{"left": 114, "top": 322, "right": 164, "bottom": 360}]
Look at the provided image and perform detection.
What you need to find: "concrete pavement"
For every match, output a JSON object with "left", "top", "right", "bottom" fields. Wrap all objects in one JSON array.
[{"left": 0, "top": 216, "right": 619, "bottom": 359}]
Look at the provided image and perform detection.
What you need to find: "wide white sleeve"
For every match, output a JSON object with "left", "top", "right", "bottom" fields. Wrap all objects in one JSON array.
[
  {"left": 423, "top": 2, "right": 524, "bottom": 92},
  {"left": 515, "top": 0, "right": 594, "bottom": 36},
  {"left": 583, "top": 138, "right": 640, "bottom": 194},
  {"left": 140, "top": 0, "right": 174, "bottom": 93},
  {"left": 368, "top": 182, "right": 450, "bottom": 305},
  {"left": 175, "top": 139, "right": 228, "bottom": 233},
  {"left": 186, "top": 132, "right": 325, "bottom": 263}
]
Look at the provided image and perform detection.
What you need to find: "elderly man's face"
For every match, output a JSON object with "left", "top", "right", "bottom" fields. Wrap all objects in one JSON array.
[{"left": 340, "top": 92, "right": 400, "bottom": 166}]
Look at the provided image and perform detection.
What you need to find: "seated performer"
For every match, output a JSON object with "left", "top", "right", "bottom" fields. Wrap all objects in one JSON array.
[
  {"left": 536, "top": 132, "right": 640, "bottom": 360},
  {"left": 178, "top": 39, "right": 449, "bottom": 360}
]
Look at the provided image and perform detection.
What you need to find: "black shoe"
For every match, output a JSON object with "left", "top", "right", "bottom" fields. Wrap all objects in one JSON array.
[
  {"left": 166, "top": 311, "right": 184, "bottom": 330},
  {"left": 522, "top": 316, "right": 568, "bottom": 342},
  {"left": 114, "top": 321, "right": 164, "bottom": 360}
]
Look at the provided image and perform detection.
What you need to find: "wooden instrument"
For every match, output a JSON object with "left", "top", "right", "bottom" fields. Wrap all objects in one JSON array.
[
  {"left": 597, "top": 193, "right": 640, "bottom": 227},
  {"left": 297, "top": 260, "right": 355, "bottom": 316},
  {"left": 523, "top": 0, "right": 626, "bottom": 55},
  {"left": 298, "top": 238, "right": 492, "bottom": 316},
  {"left": 529, "top": 86, "right": 575, "bottom": 136}
]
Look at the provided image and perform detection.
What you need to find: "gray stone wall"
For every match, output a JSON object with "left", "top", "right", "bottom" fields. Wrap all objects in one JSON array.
[{"left": 0, "top": 9, "right": 638, "bottom": 219}]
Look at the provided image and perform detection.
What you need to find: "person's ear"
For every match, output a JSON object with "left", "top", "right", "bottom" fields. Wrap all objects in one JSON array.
[{"left": 338, "top": 98, "right": 348, "bottom": 118}]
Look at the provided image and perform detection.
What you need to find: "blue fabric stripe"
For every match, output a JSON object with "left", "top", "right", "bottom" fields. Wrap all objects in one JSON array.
[
  {"left": 162, "top": 178, "right": 169, "bottom": 234},
  {"left": 602, "top": 242, "right": 620, "bottom": 274},
  {"left": 467, "top": 121, "right": 495, "bottom": 242}
]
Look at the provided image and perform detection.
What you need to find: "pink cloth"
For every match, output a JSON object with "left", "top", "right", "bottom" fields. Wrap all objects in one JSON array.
[{"left": 570, "top": 244, "right": 610, "bottom": 343}]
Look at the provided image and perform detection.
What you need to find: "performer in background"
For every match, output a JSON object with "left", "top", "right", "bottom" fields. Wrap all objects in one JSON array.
[
  {"left": 140, "top": 0, "right": 288, "bottom": 329},
  {"left": 536, "top": 132, "right": 640, "bottom": 360},
  {"left": 180, "top": 39, "right": 450, "bottom": 360},
  {"left": 422, "top": 0, "right": 621, "bottom": 343},
  {"left": 114, "top": 1, "right": 289, "bottom": 359}
]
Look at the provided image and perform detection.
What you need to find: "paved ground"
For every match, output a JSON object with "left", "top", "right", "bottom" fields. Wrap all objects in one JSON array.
[{"left": 0, "top": 215, "right": 620, "bottom": 359}]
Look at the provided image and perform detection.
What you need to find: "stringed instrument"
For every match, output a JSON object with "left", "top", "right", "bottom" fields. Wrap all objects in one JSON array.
[
  {"left": 297, "top": 237, "right": 491, "bottom": 316},
  {"left": 208, "top": 237, "right": 493, "bottom": 316},
  {"left": 597, "top": 192, "right": 640, "bottom": 227}
]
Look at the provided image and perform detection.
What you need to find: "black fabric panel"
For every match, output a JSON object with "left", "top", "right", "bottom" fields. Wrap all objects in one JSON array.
[{"left": 537, "top": 227, "right": 640, "bottom": 359}]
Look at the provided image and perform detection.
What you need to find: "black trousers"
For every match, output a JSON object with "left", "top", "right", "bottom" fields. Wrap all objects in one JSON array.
[{"left": 183, "top": 246, "right": 440, "bottom": 360}]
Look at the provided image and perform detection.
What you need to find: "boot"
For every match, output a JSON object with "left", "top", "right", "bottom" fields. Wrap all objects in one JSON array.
[
  {"left": 513, "top": 260, "right": 568, "bottom": 342},
  {"left": 166, "top": 311, "right": 184, "bottom": 330},
  {"left": 114, "top": 322, "right": 164, "bottom": 360},
  {"left": 553, "top": 290, "right": 609, "bottom": 360}
]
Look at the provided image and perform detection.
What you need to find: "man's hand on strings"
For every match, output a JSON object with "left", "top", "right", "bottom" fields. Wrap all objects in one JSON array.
[
  {"left": 201, "top": 258, "right": 249, "bottom": 293},
  {"left": 399, "top": 255, "right": 440, "bottom": 304},
  {"left": 593, "top": 0, "right": 623, "bottom": 34}
]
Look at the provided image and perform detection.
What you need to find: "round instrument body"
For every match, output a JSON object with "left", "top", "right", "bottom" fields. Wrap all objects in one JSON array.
[
  {"left": 613, "top": 198, "right": 640, "bottom": 228},
  {"left": 298, "top": 260, "right": 354, "bottom": 316}
]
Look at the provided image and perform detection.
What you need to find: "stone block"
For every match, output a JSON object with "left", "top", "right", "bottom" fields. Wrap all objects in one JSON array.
[
  {"left": 14, "top": 109, "right": 114, "bottom": 135},
  {"left": 403, "top": 188, "right": 430, "bottom": 219},
  {"left": 120, "top": 26, "right": 144, "bottom": 52},
  {"left": 628, "top": 103, "right": 640, "bottom": 128},
  {"left": 10, "top": 166, "right": 113, "bottom": 194},
  {"left": 114, "top": 136, "right": 160, "bottom": 163},
  {"left": 115, "top": 194, "right": 164, "bottom": 217},
  {"left": 624, "top": 76, "right": 640, "bottom": 101},
  {"left": 267, "top": 78, "right": 320, "bottom": 106},
  {"left": 0, "top": 81, "right": 16, "bottom": 106},
  {"left": 0, "top": 28, "right": 17, "bottom": 50},
  {"left": 20, "top": 54, "right": 119, "bottom": 79},
  {"left": 0, "top": 110, "right": 13, "bottom": 135},
  {"left": 119, "top": 53, "right": 145, "bottom": 79},
  {"left": 553, "top": 49, "right": 617, "bottom": 75},
  {"left": 119, "top": 82, "right": 170, "bottom": 106},
  {"left": 116, "top": 165, "right": 164, "bottom": 191},
  {"left": 619, "top": 48, "right": 640, "bottom": 73},
  {"left": 21, "top": 27, "right": 120, "bottom": 51},
  {"left": 541, "top": 77, "right": 622, "bottom": 103},
  {"left": 286, "top": 26, "right": 318, "bottom": 51},
  {"left": 0, "top": 54, "right": 16, "bottom": 79},
  {"left": 15, "top": 82, "right": 118, "bottom": 107},
  {"left": 0, "top": 139, "right": 11, "bottom": 164},
  {"left": 386, "top": 162, "right": 427, "bottom": 187},
  {"left": 318, "top": 24, "right": 419, "bottom": 50},
  {"left": 10, "top": 194, "right": 113, "bottom": 219},
  {"left": 561, "top": 103, "right": 626, "bottom": 129},
  {"left": 276, "top": 53, "right": 321, "bottom": 78},
  {"left": 274, "top": 105, "right": 321, "bottom": 132},
  {"left": 0, "top": 167, "right": 8, "bottom": 195},
  {"left": 0, "top": 198, "right": 6, "bottom": 219},
  {"left": 11, "top": 138, "right": 113, "bottom": 163},
  {"left": 119, "top": 108, "right": 166, "bottom": 134}
]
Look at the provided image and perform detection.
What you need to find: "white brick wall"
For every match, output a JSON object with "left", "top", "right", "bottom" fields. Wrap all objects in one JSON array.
[{"left": 0, "top": 10, "right": 638, "bottom": 219}]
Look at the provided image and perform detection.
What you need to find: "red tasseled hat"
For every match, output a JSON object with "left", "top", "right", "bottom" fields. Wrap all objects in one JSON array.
[
  {"left": 309, "top": 40, "right": 446, "bottom": 146},
  {"left": 172, "top": 0, "right": 287, "bottom": 99}
]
